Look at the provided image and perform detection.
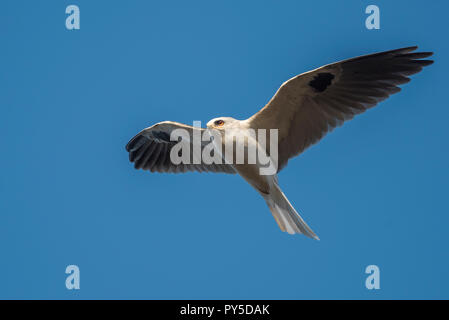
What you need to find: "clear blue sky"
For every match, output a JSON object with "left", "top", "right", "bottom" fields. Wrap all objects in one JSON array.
[{"left": 1, "top": 0, "right": 448, "bottom": 299}]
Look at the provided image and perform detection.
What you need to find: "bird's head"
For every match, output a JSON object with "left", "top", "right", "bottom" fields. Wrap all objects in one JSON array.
[{"left": 206, "top": 117, "right": 239, "bottom": 130}]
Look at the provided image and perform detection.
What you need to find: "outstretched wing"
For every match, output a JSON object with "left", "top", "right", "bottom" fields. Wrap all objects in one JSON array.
[
  {"left": 125, "top": 121, "right": 235, "bottom": 174},
  {"left": 248, "top": 46, "right": 433, "bottom": 171}
]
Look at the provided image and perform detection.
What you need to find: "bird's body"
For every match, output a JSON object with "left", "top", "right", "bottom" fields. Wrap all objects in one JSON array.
[
  {"left": 209, "top": 119, "right": 272, "bottom": 194},
  {"left": 126, "top": 46, "right": 433, "bottom": 239}
]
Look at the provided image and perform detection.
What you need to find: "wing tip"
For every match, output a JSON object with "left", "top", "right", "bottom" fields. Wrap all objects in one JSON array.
[{"left": 397, "top": 45, "right": 419, "bottom": 52}]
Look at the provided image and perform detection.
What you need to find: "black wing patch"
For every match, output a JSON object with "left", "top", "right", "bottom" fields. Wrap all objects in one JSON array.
[{"left": 309, "top": 72, "right": 335, "bottom": 92}]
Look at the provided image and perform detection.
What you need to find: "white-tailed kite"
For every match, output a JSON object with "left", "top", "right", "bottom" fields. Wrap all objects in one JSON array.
[{"left": 126, "top": 46, "right": 433, "bottom": 240}]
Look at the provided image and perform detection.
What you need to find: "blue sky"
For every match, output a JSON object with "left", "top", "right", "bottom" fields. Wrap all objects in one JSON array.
[{"left": 1, "top": 0, "right": 448, "bottom": 299}]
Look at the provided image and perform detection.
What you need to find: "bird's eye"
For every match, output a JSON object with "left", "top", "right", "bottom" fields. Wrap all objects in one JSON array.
[{"left": 214, "top": 120, "right": 224, "bottom": 126}]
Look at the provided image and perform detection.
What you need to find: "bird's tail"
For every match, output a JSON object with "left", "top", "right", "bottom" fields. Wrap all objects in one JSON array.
[{"left": 263, "top": 182, "right": 319, "bottom": 240}]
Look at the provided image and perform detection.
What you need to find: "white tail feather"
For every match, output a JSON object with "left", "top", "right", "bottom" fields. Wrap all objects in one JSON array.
[{"left": 263, "top": 183, "right": 319, "bottom": 240}]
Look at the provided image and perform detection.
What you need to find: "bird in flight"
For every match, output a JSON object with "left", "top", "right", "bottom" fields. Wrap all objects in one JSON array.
[{"left": 126, "top": 46, "right": 433, "bottom": 240}]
